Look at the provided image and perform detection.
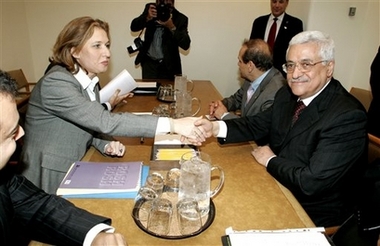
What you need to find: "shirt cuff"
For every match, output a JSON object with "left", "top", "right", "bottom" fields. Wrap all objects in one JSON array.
[
  {"left": 102, "top": 102, "right": 112, "bottom": 111},
  {"left": 156, "top": 117, "right": 170, "bottom": 134},
  {"left": 265, "top": 155, "right": 277, "bottom": 167},
  {"left": 220, "top": 112, "right": 230, "bottom": 119},
  {"left": 83, "top": 223, "right": 115, "bottom": 246},
  {"left": 216, "top": 121, "right": 227, "bottom": 138}
]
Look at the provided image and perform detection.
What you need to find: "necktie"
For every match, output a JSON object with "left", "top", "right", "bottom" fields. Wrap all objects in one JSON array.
[
  {"left": 292, "top": 100, "right": 306, "bottom": 126},
  {"left": 267, "top": 17, "right": 278, "bottom": 49},
  {"left": 246, "top": 86, "right": 255, "bottom": 104}
]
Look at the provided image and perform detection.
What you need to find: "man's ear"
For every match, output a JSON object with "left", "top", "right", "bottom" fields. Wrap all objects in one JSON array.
[
  {"left": 248, "top": 61, "right": 256, "bottom": 73},
  {"left": 326, "top": 60, "right": 335, "bottom": 77}
]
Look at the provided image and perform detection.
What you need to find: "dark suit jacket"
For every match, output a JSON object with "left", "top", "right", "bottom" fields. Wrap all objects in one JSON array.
[
  {"left": 221, "top": 68, "right": 285, "bottom": 119},
  {"left": 250, "top": 13, "right": 303, "bottom": 76},
  {"left": 368, "top": 46, "right": 380, "bottom": 138},
  {"left": 131, "top": 3, "right": 191, "bottom": 78},
  {"left": 0, "top": 169, "right": 110, "bottom": 246},
  {"left": 218, "top": 78, "right": 368, "bottom": 227}
]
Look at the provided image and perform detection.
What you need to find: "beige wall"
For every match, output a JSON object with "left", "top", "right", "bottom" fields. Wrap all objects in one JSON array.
[{"left": 1, "top": 0, "right": 379, "bottom": 97}]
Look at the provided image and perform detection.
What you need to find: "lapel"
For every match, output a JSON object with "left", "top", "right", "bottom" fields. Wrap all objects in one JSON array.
[
  {"left": 243, "top": 69, "right": 276, "bottom": 114},
  {"left": 275, "top": 13, "right": 290, "bottom": 42},
  {"left": 94, "top": 83, "right": 101, "bottom": 102},
  {"left": 241, "top": 80, "right": 253, "bottom": 114},
  {"left": 279, "top": 80, "right": 336, "bottom": 148}
]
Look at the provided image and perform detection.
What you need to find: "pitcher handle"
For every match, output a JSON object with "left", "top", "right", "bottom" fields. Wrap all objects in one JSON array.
[
  {"left": 210, "top": 166, "right": 225, "bottom": 198},
  {"left": 187, "top": 80, "right": 194, "bottom": 92},
  {"left": 191, "top": 97, "right": 201, "bottom": 116}
]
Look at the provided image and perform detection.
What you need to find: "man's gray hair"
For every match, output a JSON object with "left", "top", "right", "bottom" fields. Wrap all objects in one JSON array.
[{"left": 287, "top": 30, "right": 335, "bottom": 62}]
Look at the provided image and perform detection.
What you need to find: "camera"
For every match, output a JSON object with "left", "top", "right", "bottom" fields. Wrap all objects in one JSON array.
[
  {"left": 127, "top": 37, "right": 144, "bottom": 54},
  {"left": 156, "top": 1, "right": 171, "bottom": 22}
]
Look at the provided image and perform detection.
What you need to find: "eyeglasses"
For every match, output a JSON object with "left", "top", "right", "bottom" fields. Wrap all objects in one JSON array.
[{"left": 282, "top": 60, "right": 327, "bottom": 73}]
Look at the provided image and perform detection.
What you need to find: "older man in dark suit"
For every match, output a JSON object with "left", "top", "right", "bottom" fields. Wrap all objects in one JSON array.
[
  {"left": 250, "top": 0, "right": 303, "bottom": 77},
  {"left": 0, "top": 70, "right": 126, "bottom": 245},
  {"left": 193, "top": 31, "right": 368, "bottom": 228}
]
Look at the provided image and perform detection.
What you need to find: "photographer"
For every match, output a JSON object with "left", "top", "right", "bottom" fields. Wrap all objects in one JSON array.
[{"left": 130, "top": 0, "right": 191, "bottom": 80}]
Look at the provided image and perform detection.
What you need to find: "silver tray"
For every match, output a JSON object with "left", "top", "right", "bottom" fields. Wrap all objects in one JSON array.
[{"left": 132, "top": 194, "right": 215, "bottom": 239}]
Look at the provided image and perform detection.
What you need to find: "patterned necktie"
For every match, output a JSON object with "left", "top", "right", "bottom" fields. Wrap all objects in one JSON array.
[
  {"left": 267, "top": 17, "right": 278, "bottom": 49},
  {"left": 292, "top": 100, "right": 306, "bottom": 126}
]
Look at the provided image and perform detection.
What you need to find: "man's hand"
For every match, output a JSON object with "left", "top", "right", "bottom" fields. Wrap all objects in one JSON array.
[
  {"left": 194, "top": 118, "right": 219, "bottom": 138},
  {"left": 213, "top": 102, "right": 228, "bottom": 119},
  {"left": 104, "top": 141, "right": 125, "bottom": 156},
  {"left": 179, "top": 118, "right": 218, "bottom": 145},
  {"left": 251, "top": 146, "right": 276, "bottom": 167},
  {"left": 91, "top": 232, "right": 127, "bottom": 245},
  {"left": 209, "top": 100, "right": 227, "bottom": 120},
  {"left": 157, "top": 18, "right": 175, "bottom": 30},
  {"left": 108, "top": 89, "right": 133, "bottom": 109},
  {"left": 146, "top": 4, "right": 157, "bottom": 21},
  {"left": 173, "top": 117, "right": 205, "bottom": 145}
]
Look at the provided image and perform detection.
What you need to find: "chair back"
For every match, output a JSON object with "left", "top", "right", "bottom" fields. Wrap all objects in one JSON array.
[
  {"left": 7, "top": 69, "right": 31, "bottom": 92},
  {"left": 349, "top": 87, "right": 373, "bottom": 111}
]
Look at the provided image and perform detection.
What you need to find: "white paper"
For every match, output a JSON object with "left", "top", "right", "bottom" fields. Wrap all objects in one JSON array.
[
  {"left": 99, "top": 69, "right": 137, "bottom": 103},
  {"left": 226, "top": 227, "right": 331, "bottom": 246},
  {"left": 136, "top": 82, "right": 157, "bottom": 88}
]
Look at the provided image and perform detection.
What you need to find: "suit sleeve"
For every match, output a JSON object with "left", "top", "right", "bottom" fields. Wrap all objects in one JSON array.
[
  {"left": 249, "top": 18, "right": 263, "bottom": 39},
  {"left": 172, "top": 13, "right": 191, "bottom": 50},
  {"left": 221, "top": 83, "right": 246, "bottom": 112},
  {"left": 9, "top": 175, "right": 111, "bottom": 246},
  {"left": 39, "top": 71, "right": 158, "bottom": 138},
  {"left": 130, "top": 3, "right": 153, "bottom": 32},
  {"left": 218, "top": 107, "right": 273, "bottom": 145}
]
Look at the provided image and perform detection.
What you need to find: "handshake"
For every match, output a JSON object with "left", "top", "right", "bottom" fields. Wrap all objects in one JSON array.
[{"left": 172, "top": 117, "right": 219, "bottom": 145}]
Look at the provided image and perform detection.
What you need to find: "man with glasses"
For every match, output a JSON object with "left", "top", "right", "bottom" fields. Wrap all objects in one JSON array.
[{"left": 191, "top": 31, "right": 367, "bottom": 228}]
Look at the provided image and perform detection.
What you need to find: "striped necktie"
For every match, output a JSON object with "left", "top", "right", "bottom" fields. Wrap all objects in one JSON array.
[{"left": 292, "top": 100, "right": 306, "bottom": 126}]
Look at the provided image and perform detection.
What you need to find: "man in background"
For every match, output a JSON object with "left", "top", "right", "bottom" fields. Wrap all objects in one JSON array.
[
  {"left": 209, "top": 39, "right": 285, "bottom": 120},
  {"left": 0, "top": 70, "right": 126, "bottom": 245},
  {"left": 130, "top": 0, "right": 191, "bottom": 80},
  {"left": 250, "top": 0, "right": 303, "bottom": 77}
]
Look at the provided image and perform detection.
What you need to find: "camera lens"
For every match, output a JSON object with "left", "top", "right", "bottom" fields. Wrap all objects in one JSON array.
[{"left": 156, "top": 3, "right": 170, "bottom": 22}]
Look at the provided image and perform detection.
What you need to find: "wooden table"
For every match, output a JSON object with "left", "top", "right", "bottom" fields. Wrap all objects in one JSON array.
[{"left": 30, "top": 80, "right": 314, "bottom": 246}]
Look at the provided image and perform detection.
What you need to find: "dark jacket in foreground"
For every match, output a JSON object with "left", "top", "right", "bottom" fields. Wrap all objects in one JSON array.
[
  {"left": 0, "top": 170, "right": 110, "bottom": 245},
  {"left": 219, "top": 78, "right": 368, "bottom": 227},
  {"left": 368, "top": 46, "right": 380, "bottom": 138}
]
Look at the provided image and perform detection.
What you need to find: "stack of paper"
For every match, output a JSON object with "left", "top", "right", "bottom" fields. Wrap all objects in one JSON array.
[
  {"left": 222, "top": 227, "right": 333, "bottom": 246},
  {"left": 133, "top": 81, "right": 158, "bottom": 94},
  {"left": 99, "top": 69, "right": 137, "bottom": 103},
  {"left": 151, "top": 134, "right": 196, "bottom": 161},
  {"left": 156, "top": 148, "right": 195, "bottom": 161}
]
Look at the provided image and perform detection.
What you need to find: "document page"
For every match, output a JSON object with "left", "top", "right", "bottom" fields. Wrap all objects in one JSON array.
[
  {"left": 226, "top": 227, "right": 332, "bottom": 246},
  {"left": 99, "top": 69, "right": 137, "bottom": 103}
]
